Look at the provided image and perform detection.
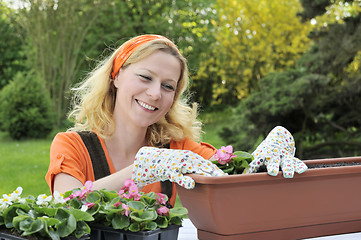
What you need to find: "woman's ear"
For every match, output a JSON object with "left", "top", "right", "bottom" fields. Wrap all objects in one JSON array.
[{"left": 113, "top": 72, "right": 121, "bottom": 88}]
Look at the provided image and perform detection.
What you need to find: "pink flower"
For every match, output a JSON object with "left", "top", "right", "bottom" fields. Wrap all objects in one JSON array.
[
  {"left": 118, "top": 179, "right": 141, "bottom": 200},
  {"left": 80, "top": 202, "right": 95, "bottom": 212},
  {"left": 127, "top": 184, "right": 141, "bottom": 200},
  {"left": 124, "top": 179, "right": 134, "bottom": 188},
  {"left": 155, "top": 193, "right": 166, "bottom": 205},
  {"left": 76, "top": 181, "right": 93, "bottom": 200},
  {"left": 114, "top": 202, "right": 122, "bottom": 208},
  {"left": 215, "top": 145, "right": 236, "bottom": 165},
  {"left": 64, "top": 190, "right": 81, "bottom": 201},
  {"left": 122, "top": 203, "right": 130, "bottom": 216},
  {"left": 65, "top": 180, "right": 93, "bottom": 201},
  {"left": 157, "top": 206, "right": 169, "bottom": 216}
]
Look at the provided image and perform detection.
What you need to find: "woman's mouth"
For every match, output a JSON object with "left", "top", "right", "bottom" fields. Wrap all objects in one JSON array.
[{"left": 136, "top": 99, "right": 158, "bottom": 111}]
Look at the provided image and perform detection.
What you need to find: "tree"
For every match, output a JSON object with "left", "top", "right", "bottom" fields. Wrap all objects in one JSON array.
[
  {"left": 221, "top": 0, "right": 361, "bottom": 158},
  {"left": 193, "top": 0, "right": 313, "bottom": 108},
  {"left": 16, "top": 0, "right": 110, "bottom": 125},
  {"left": 0, "top": 72, "right": 55, "bottom": 139},
  {"left": 15, "top": 0, "right": 218, "bottom": 125},
  {"left": 0, "top": 1, "right": 25, "bottom": 89}
]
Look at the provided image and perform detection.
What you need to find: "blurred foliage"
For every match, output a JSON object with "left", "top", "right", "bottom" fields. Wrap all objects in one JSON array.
[
  {"left": 221, "top": 0, "right": 361, "bottom": 159},
  {"left": 0, "top": 1, "right": 26, "bottom": 89},
  {"left": 192, "top": 0, "right": 313, "bottom": 108},
  {"left": 0, "top": 0, "right": 360, "bottom": 158},
  {"left": 0, "top": 72, "right": 55, "bottom": 139}
]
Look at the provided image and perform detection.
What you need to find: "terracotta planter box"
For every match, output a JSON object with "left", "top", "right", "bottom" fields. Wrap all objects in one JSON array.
[{"left": 177, "top": 156, "right": 361, "bottom": 240}]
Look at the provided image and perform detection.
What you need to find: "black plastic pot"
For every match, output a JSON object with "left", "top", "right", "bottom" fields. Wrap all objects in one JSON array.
[
  {"left": 90, "top": 225, "right": 180, "bottom": 240},
  {"left": 0, "top": 231, "right": 89, "bottom": 240}
]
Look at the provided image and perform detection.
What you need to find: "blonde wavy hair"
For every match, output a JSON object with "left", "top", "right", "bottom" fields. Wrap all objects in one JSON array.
[{"left": 68, "top": 37, "right": 202, "bottom": 146}]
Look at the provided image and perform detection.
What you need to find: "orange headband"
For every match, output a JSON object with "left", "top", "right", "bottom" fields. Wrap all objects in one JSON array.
[{"left": 111, "top": 34, "right": 179, "bottom": 79}]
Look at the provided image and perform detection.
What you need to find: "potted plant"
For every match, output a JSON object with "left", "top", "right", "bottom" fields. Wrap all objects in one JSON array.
[
  {"left": 177, "top": 146, "right": 361, "bottom": 240},
  {"left": 0, "top": 187, "right": 92, "bottom": 240},
  {"left": 0, "top": 179, "right": 187, "bottom": 240},
  {"left": 64, "top": 179, "right": 187, "bottom": 240}
]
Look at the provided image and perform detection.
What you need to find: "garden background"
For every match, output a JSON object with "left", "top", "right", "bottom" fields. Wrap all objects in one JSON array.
[{"left": 1, "top": 0, "right": 361, "bottom": 197}]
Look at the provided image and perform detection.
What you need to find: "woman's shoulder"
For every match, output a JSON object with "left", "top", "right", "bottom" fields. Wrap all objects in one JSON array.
[
  {"left": 53, "top": 131, "right": 81, "bottom": 141},
  {"left": 51, "top": 131, "right": 86, "bottom": 149}
]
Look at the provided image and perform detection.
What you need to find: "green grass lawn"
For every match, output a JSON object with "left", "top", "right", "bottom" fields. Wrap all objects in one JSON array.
[
  {"left": 0, "top": 131, "right": 52, "bottom": 197},
  {"left": 0, "top": 110, "right": 229, "bottom": 198}
]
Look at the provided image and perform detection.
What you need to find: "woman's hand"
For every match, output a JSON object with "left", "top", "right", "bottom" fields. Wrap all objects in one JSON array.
[
  {"left": 132, "top": 147, "right": 226, "bottom": 189},
  {"left": 246, "top": 126, "right": 308, "bottom": 178}
]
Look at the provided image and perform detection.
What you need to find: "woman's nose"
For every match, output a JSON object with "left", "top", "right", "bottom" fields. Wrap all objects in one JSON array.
[{"left": 146, "top": 82, "right": 161, "bottom": 100}]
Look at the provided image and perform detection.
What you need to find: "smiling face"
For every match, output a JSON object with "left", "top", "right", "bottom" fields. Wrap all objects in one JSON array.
[{"left": 113, "top": 50, "right": 181, "bottom": 129}]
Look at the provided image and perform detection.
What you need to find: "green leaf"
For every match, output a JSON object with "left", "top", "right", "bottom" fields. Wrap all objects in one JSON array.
[
  {"left": 86, "top": 191, "right": 102, "bottom": 203},
  {"left": 129, "top": 209, "right": 157, "bottom": 222},
  {"left": 74, "top": 221, "right": 91, "bottom": 238},
  {"left": 111, "top": 214, "right": 130, "bottom": 229},
  {"left": 170, "top": 216, "right": 182, "bottom": 225},
  {"left": 39, "top": 216, "right": 60, "bottom": 226},
  {"left": 233, "top": 151, "right": 253, "bottom": 163},
  {"left": 222, "top": 165, "right": 235, "bottom": 174},
  {"left": 68, "top": 208, "right": 94, "bottom": 221},
  {"left": 86, "top": 203, "right": 100, "bottom": 215},
  {"left": 169, "top": 207, "right": 188, "bottom": 218},
  {"left": 4, "top": 205, "right": 18, "bottom": 228},
  {"left": 211, "top": 160, "right": 219, "bottom": 165},
  {"left": 55, "top": 209, "right": 77, "bottom": 237},
  {"left": 128, "top": 201, "right": 145, "bottom": 212},
  {"left": 47, "top": 228, "right": 61, "bottom": 240},
  {"left": 140, "top": 195, "right": 157, "bottom": 207},
  {"left": 21, "top": 219, "right": 44, "bottom": 236},
  {"left": 156, "top": 216, "right": 168, "bottom": 228},
  {"left": 14, "top": 215, "right": 32, "bottom": 231},
  {"left": 99, "top": 189, "right": 119, "bottom": 202},
  {"left": 33, "top": 206, "right": 58, "bottom": 217},
  {"left": 144, "top": 221, "right": 157, "bottom": 231},
  {"left": 129, "top": 222, "right": 140, "bottom": 232},
  {"left": 67, "top": 198, "right": 82, "bottom": 209}
]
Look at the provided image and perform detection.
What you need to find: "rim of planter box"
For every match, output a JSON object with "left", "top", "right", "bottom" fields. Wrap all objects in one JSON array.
[{"left": 187, "top": 156, "right": 361, "bottom": 184}]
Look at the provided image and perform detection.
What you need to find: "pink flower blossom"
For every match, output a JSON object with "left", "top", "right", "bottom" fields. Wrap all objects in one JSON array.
[
  {"left": 215, "top": 145, "right": 236, "bottom": 165},
  {"left": 114, "top": 202, "right": 122, "bottom": 208},
  {"left": 118, "top": 179, "right": 141, "bottom": 200},
  {"left": 64, "top": 190, "right": 81, "bottom": 201},
  {"left": 155, "top": 193, "right": 166, "bottom": 205},
  {"left": 81, "top": 202, "right": 95, "bottom": 211},
  {"left": 64, "top": 181, "right": 93, "bottom": 201},
  {"left": 157, "top": 206, "right": 169, "bottom": 216},
  {"left": 85, "top": 202, "right": 95, "bottom": 208},
  {"left": 122, "top": 203, "right": 130, "bottom": 216},
  {"left": 124, "top": 179, "right": 134, "bottom": 188},
  {"left": 127, "top": 184, "right": 141, "bottom": 200}
]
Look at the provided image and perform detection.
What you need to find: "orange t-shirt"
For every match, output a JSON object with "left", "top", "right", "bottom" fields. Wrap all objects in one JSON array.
[{"left": 45, "top": 131, "right": 216, "bottom": 206}]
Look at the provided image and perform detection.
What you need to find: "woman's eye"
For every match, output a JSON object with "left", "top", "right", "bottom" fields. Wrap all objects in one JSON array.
[
  {"left": 162, "top": 83, "right": 175, "bottom": 91},
  {"left": 139, "top": 74, "right": 151, "bottom": 81}
]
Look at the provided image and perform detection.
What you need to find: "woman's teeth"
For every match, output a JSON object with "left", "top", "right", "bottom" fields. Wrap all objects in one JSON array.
[{"left": 138, "top": 100, "right": 156, "bottom": 111}]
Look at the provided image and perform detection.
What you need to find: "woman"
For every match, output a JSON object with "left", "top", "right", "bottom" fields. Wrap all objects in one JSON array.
[
  {"left": 46, "top": 34, "right": 308, "bottom": 207},
  {"left": 45, "top": 34, "right": 225, "bottom": 206}
]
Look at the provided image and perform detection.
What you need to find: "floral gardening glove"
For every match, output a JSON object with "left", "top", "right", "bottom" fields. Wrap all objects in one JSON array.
[
  {"left": 132, "top": 147, "right": 226, "bottom": 189},
  {"left": 245, "top": 126, "right": 308, "bottom": 178}
]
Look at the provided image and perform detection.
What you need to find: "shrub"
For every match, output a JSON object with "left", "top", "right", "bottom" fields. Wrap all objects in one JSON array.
[{"left": 0, "top": 72, "right": 54, "bottom": 139}]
